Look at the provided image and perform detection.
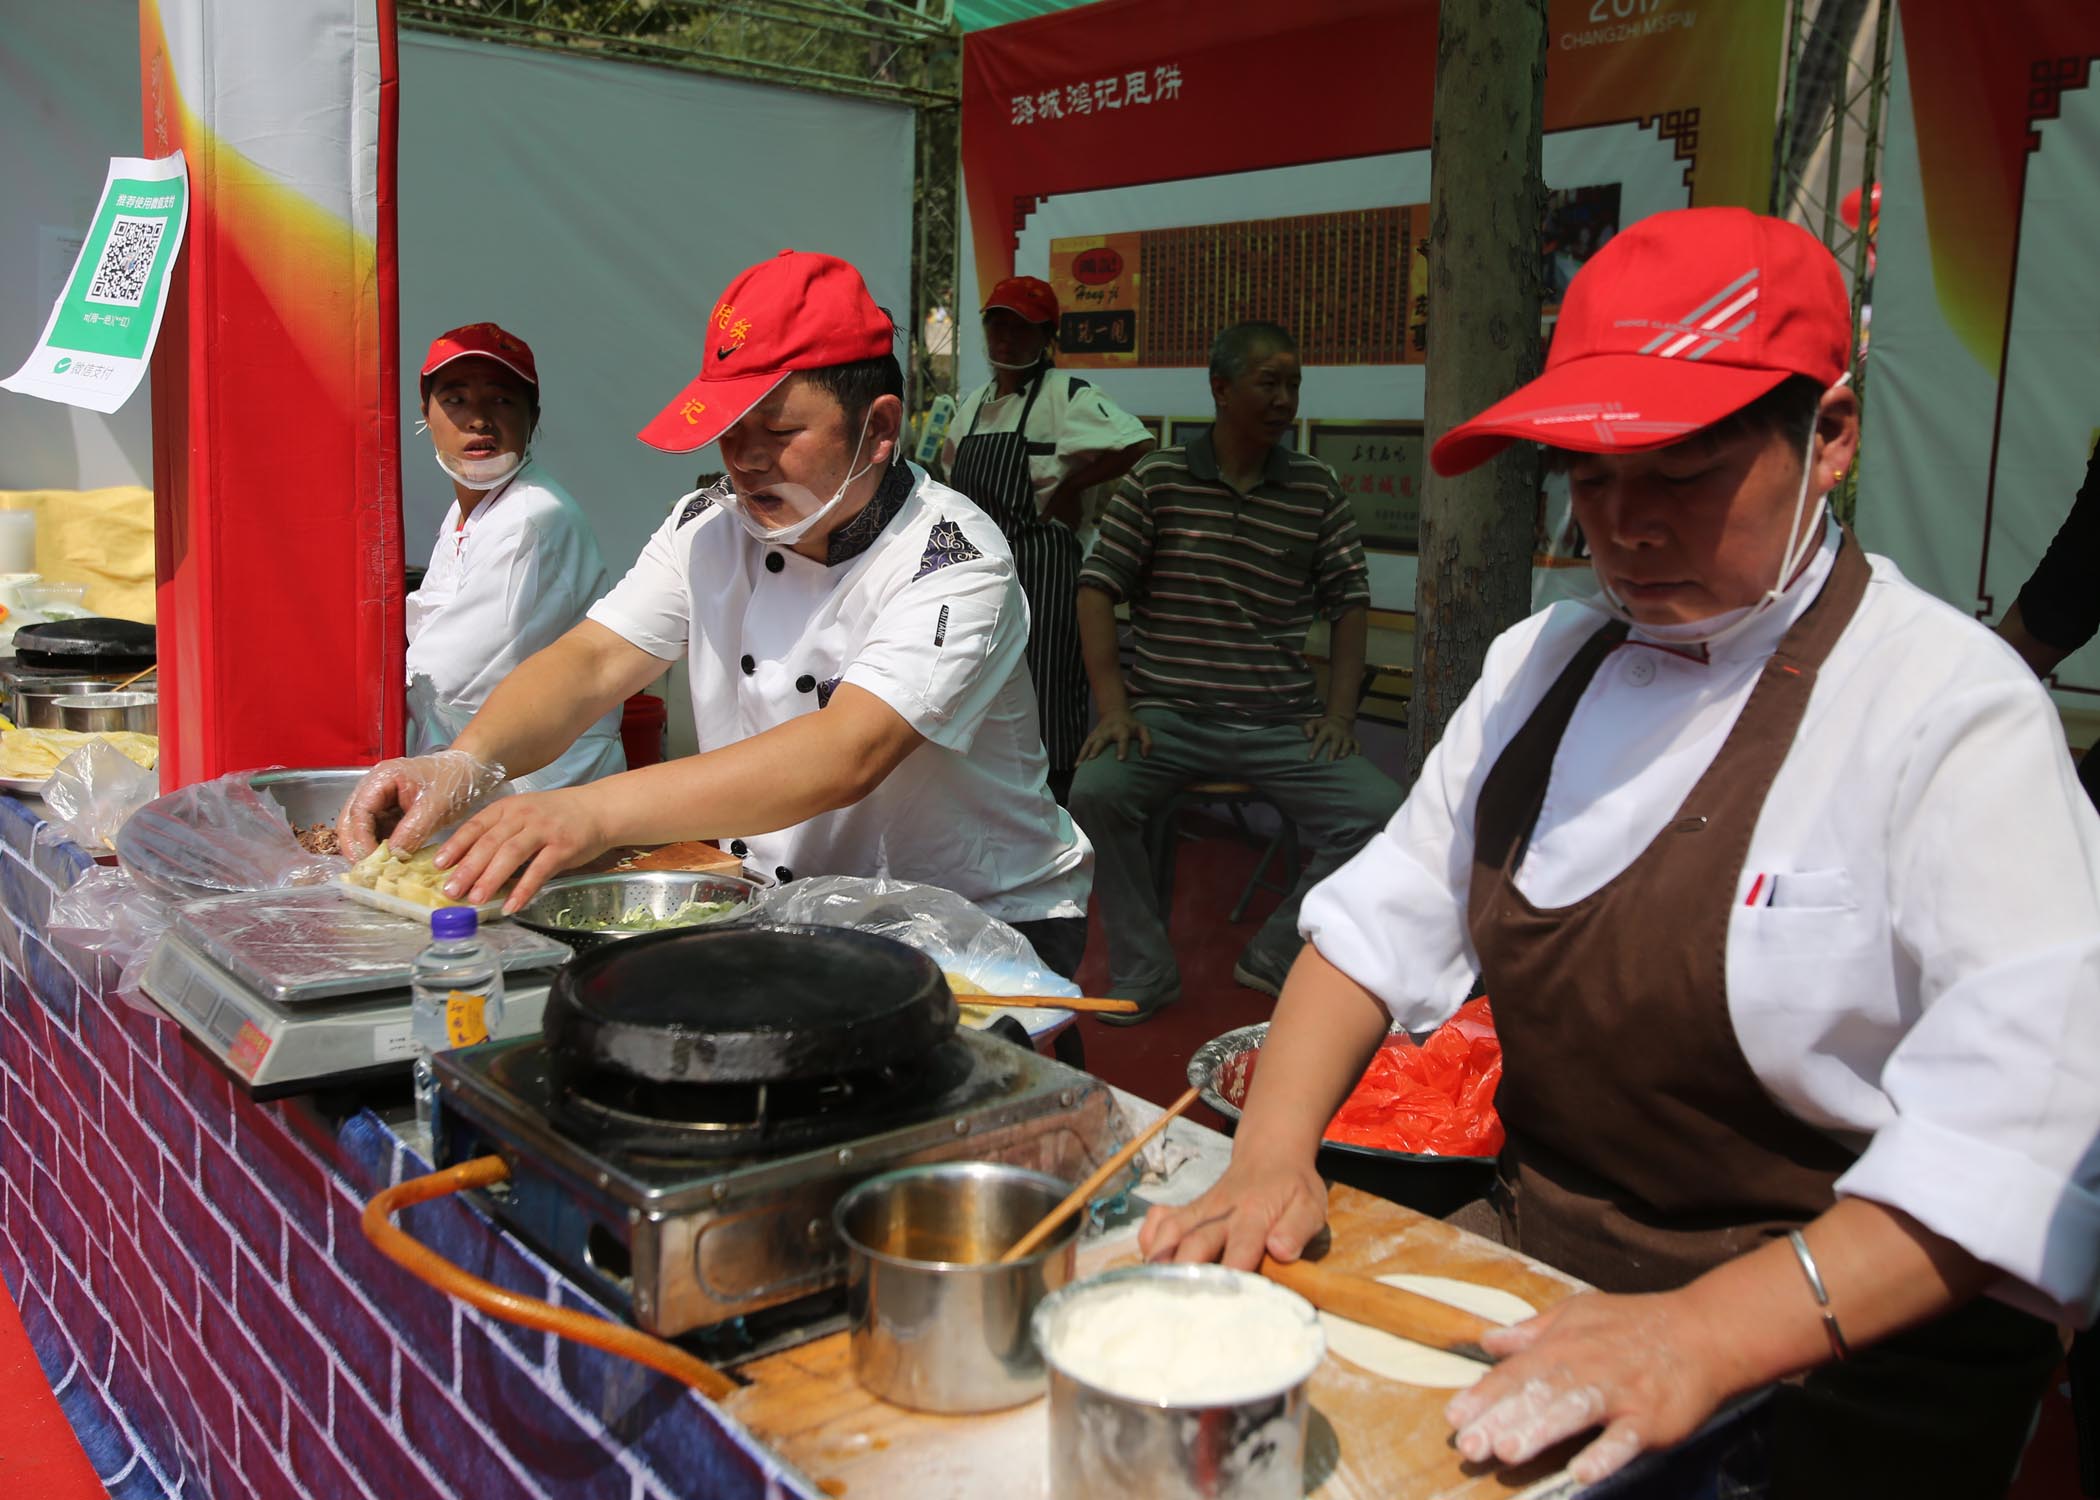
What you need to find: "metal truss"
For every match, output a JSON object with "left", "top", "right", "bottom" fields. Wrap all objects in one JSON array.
[
  {"left": 398, "top": 0, "right": 960, "bottom": 109},
  {"left": 1770, "top": 0, "right": 1893, "bottom": 524}
]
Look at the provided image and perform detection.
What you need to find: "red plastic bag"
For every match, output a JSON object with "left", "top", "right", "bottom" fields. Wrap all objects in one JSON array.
[{"left": 1321, "top": 996, "right": 1504, "bottom": 1157}]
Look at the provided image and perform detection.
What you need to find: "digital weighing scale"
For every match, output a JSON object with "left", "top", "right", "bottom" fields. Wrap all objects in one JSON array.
[{"left": 140, "top": 885, "right": 570, "bottom": 1098}]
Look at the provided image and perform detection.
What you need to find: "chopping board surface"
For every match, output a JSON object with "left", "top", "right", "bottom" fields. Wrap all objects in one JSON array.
[{"left": 726, "top": 1182, "right": 1588, "bottom": 1499}]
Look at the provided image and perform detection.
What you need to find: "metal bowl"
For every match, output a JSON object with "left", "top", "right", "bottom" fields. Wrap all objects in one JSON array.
[
  {"left": 10, "top": 676, "right": 121, "bottom": 729},
  {"left": 512, "top": 868, "right": 762, "bottom": 955},
  {"left": 55, "top": 690, "right": 156, "bottom": 733},
  {"left": 115, "top": 767, "right": 369, "bottom": 904},
  {"left": 1188, "top": 1022, "right": 1497, "bottom": 1219}
]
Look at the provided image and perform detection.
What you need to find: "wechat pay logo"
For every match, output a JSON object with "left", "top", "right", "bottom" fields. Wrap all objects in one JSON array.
[{"left": 52, "top": 357, "right": 71, "bottom": 374}]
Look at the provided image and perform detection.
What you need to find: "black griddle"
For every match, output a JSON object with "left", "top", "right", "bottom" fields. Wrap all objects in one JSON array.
[{"left": 543, "top": 923, "right": 958, "bottom": 1086}]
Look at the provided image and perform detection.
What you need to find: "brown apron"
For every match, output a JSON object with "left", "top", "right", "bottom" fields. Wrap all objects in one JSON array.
[{"left": 1467, "top": 535, "right": 2058, "bottom": 1498}]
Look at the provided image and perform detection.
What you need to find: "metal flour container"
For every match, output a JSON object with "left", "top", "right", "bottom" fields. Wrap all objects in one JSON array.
[{"left": 1032, "top": 1264, "right": 1325, "bottom": 1500}]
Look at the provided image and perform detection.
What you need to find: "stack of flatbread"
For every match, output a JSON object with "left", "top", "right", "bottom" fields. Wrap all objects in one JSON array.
[{"left": 0, "top": 727, "right": 157, "bottom": 780}]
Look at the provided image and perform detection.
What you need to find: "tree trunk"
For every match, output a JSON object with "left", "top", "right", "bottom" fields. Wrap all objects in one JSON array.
[{"left": 1409, "top": 0, "right": 1548, "bottom": 784}]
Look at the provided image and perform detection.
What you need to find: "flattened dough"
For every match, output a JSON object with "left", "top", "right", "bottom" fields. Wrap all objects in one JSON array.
[{"left": 1318, "top": 1274, "right": 1538, "bottom": 1389}]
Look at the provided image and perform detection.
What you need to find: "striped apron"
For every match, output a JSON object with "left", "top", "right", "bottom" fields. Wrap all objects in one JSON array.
[{"left": 948, "top": 370, "right": 1087, "bottom": 777}]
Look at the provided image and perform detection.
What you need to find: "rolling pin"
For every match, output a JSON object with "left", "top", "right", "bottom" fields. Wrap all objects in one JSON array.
[{"left": 1260, "top": 1255, "right": 1503, "bottom": 1365}]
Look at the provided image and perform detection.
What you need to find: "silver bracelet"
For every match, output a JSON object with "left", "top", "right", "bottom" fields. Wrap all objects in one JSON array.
[{"left": 1787, "top": 1228, "right": 1852, "bottom": 1362}]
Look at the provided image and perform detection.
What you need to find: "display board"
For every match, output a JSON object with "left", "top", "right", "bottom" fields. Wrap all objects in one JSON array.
[
  {"left": 0, "top": 0, "right": 158, "bottom": 493},
  {"left": 960, "top": 0, "right": 1786, "bottom": 605},
  {"left": 1860, "top": 0, "right": 2100, "bottom": 703},
  {"left": 395, "top": 35, "right": 916, "bottom": 575}
]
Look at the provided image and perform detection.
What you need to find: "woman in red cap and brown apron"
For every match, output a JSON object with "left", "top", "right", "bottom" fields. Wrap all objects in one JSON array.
[
  {"left": 943, "top": 277, "right": 1151, "bottom": 800},
  {"left": 1142, "top": 208, "right": 2100, "bottom": 1496}
]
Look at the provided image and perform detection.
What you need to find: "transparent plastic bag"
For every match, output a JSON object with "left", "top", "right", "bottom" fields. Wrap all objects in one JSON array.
[
  {"left": 115, "top": 769, "right": 348, "bottom": 903},
  {"left": 37, "top": 738, "right": 157, "bottom": 853},
  {"left": 741, "top": 874, "right": 1080, "bottom": 1000},
  {"left": 45, "top": 864, "right": 172, "bottom": 1014}
]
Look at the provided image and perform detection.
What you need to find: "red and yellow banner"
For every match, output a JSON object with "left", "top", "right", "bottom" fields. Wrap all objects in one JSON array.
[
  {"left": 963, "top": 0, "right": 1784, "bottom": 297},
  {"left": 141, "top": 0, "right": 401, "bottom": 784}
]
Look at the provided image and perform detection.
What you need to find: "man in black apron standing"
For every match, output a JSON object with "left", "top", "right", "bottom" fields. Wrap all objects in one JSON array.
[{"left": 943, "top": 277, "right": 1151, "bottom": 801}]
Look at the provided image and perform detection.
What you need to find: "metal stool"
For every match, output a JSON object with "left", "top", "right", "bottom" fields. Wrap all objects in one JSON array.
[{"left": 1145, "top": 781, "right": 1300, "bottom": 923}]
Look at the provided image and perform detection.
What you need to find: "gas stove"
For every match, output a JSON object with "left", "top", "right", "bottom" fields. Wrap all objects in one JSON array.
[{"left": 434, "top": 1027, "right": 1121, "bottom": 1353}]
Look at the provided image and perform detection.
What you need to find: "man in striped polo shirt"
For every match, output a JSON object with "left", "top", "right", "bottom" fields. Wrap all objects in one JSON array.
[{"left": 1069, "top": 322, "right": 1402, "bottom": 1024}]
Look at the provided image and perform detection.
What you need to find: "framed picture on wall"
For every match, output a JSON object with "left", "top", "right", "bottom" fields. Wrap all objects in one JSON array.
[
  {"left": 1166, "top": 417, "right": 1211, "bottom": 449},
  {"left": 1306, "top": 421, "right": 1425, "bottom": 551}
]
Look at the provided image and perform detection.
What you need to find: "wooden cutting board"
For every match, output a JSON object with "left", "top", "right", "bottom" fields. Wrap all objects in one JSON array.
[{"left": 724, "top": 1182, "right": 1589, "bottom": 1499}]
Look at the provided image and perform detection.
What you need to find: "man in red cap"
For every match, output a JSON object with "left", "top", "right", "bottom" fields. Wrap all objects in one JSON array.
[
  {"left": 941, "top": 275, "right": 1151, "bottom": 798},
  {"left": 340, "top": 251, "right": 1092, "bottom": 971},
  {"left": 1141, "top": 208, "right": 2098, "bottom": 1496}
]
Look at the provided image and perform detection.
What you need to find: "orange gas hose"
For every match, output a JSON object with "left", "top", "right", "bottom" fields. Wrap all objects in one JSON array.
[{"left": 361, "top": 1154, "right": 738, "bottom": 1401}]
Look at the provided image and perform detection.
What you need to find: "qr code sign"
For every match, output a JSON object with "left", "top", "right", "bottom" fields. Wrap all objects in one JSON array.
[{"left": 85, "top": 215, "right": 166, "bottom": 306}]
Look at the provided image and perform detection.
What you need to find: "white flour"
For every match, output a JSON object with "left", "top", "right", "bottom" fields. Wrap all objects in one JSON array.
[{"left": 1044, "top": 1276, "right": 1324, "bottom": 1406}]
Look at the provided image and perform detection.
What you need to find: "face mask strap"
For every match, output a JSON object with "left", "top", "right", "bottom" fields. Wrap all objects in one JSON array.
[{"left": 727, "top": 405, "right": 880, "bottom": 545}]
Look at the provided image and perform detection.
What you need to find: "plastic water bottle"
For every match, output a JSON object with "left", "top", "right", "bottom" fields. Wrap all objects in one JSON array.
[{"left": 409, "top": 906, "right": 505, "bottom": 1139}]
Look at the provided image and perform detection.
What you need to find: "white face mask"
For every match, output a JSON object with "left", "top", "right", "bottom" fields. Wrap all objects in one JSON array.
[
  {"left": 1587, "top": 375, "right": 1845, "bottom": 650},
  {"left": 987, "top": 345, "right": 1046, "bottom": 372},
  {"left": 719, "top": 407, "right": 879, "bottom": 546},
  {"left": 435, "top": 447, "right": 527, "bottom": 492}
]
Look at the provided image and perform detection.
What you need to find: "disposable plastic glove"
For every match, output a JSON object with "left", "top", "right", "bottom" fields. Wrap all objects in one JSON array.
[{"left": 334, "top": 749, "right": 506, "bottom": 861}]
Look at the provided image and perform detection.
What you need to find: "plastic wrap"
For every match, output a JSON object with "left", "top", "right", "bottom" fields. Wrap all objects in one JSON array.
[
  {"left": 161, "top": 886, "right": 564, "bottom": 1003},
  {"left": 37, "top": 738, "right": 157, "bottom": 852},
  {"left": 742, "top": 874, "right": 1080, "bottom": 1001},
  {"left": 45, "top": 865, "right": 172, "bottom": 1013},
  {"left": 115, "top": 771, "right": 347, "bottom": 903},
  {"left": 1321, "top": 996, "right": 1504, "bottom": 1157}
]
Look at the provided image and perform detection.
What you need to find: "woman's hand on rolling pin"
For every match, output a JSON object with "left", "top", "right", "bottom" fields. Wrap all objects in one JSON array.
[
  {"left": 1138, "top": 1146, "right": 1329, "bottom": 1271},
  {"left": 432, "top": 784, "right": 611, "bottom": 912},
  {"left": 1444, "top": 1289, "right": 1735, "bottom": 1485}
]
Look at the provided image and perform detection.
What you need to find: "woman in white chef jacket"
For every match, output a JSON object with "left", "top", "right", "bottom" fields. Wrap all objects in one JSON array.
[
  {"left": 1143, "top": 210, "right": 2100, "bottom": 1499},
  {"left": 405, "top": 323, "right": 624, "bottom": 791}
]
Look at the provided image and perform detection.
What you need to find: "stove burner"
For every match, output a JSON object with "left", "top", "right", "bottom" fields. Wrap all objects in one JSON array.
[{"left": 548, "top": 1036, "right": 983, "bottom": 1159}]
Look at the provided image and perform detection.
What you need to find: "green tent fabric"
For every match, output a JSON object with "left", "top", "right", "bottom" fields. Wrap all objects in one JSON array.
[{"left": 953, "top": 0, "right": 1098, "bottom": 31}]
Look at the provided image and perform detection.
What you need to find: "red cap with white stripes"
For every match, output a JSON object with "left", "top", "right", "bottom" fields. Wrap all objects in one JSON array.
[{"left": 1429, "top": 207, "right": 1851, "bottom": 476}]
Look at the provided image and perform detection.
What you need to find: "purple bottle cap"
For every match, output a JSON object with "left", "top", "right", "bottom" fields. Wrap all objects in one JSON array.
[{"left": 430, "top": 906, "right": 478, "bottom": 940}]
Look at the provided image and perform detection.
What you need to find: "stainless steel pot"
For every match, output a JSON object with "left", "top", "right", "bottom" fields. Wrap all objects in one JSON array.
[
  {"left": 10, "top": 677, "right": 118, "bottom": 729},
  {"left": 1033, "top": 1264, "right": 1324, "bottom": 1500},
  {"left": 55, "top": 691, "right": 156, "bottom": 734},
  {"left": 833, "top": 1161, "right": 1080, "bottom": 1413}
]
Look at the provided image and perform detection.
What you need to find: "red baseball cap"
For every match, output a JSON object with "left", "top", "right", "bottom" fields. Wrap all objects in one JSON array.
[
  {"left": 638, "top": 250, "right": 896, "bottom": 453},
  {"left": 1430, "top": 208, "right": 1850, "bottom": 476},
  {"left": 423, "top": 323, "right": 537, "bottom": 386},
  {"left": 983, "top": 275, "right": 1059, "bottom": 326}
]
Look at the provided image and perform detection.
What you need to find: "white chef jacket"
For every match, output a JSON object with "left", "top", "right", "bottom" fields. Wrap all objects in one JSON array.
[
  {"left": 942, "top": 370, "right": 1151, "bottom": 516},
  {"left": 585, "top": 462, "right": 1092, "bottom": 922},
  {"left": 405, "top": 462, "right": 625, "bottom": 792},
  {"left": 1302, "top": 521, "right": 2100, "bottom": 1324}
]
